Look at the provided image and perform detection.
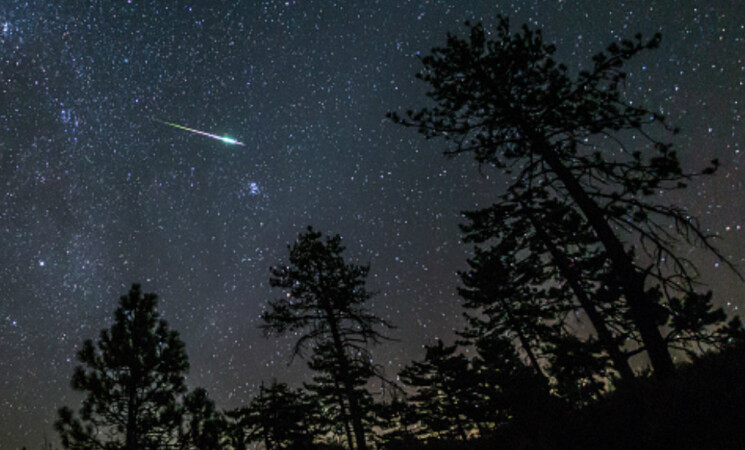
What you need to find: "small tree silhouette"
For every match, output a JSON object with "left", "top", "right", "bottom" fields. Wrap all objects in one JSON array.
[
  {"left": 181, "top": 387, "right": 225, "bottom": 449},
  {"left": 227, "top": 380, "right": 316, "bottom": 449},
  {"left": 55, "top": 283, "right": 217, "bottom": 450},
  {"left": 399, "top": 340, "right": 474, "bottom": 441},
  {"left": 375, "top": 396, "right": 419, "bottom": 449}
]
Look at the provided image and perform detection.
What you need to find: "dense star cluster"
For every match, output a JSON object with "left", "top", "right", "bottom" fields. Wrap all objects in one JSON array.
[{"left": 1, "top": 1, "right": 743, "bottom": 447}]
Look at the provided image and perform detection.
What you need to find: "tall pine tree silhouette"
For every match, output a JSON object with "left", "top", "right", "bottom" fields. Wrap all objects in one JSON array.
[
  {"left": 261, "top": 227, "right": 393, "bottom": 450},
  {"left": 390, "top": 16, "right": 736, "bottom": 377}
]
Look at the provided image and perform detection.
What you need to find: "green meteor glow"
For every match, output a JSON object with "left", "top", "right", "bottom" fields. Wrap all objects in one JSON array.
[{"left": 153, "top": 118, "right": 245, "bottom": 146}]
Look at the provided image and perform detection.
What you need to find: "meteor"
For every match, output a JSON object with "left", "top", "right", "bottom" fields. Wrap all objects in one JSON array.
[{"left": 153, "top": 118, "right": 245, "bottom": 146}]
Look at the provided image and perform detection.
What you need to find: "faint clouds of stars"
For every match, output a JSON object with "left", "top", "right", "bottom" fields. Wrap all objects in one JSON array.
[{"left": 236, "top": 177, "right": 262, "bottom": 200}]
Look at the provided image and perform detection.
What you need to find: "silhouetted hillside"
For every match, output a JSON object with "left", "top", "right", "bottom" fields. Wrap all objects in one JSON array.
[{"left": 384, "top": 342, "right": 745, "bottom": 450}]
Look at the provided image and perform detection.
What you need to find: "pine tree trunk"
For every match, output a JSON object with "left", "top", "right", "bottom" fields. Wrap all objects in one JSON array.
[
  {"left": 325, "top": 312, "right": 368, "bottom": 450},
  {"left": 126, "top": 377, "right": 137, "bottom": 450},
  {"left": 332, "top": 377, "right": 356, "bottom": 450},
  {"left": 534, "top": 139, "right": 675, "bottom": 377}
]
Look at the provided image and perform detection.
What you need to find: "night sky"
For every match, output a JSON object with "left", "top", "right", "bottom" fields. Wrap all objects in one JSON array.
[{"left": 1, "top": 1, "right": 743, "bottom": 448}]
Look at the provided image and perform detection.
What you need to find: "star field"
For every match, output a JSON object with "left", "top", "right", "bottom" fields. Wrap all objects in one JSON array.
[{"left": 1, "top": 1, "right": 743, "bottom": 448}]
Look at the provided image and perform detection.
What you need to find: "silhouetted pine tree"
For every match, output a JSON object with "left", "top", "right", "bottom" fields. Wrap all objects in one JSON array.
[
  {"left": 375, "top": 396, "right": 419, "bottom": 449},
  {"left": 470, "top": 333, "right": 555, "bottom": 429},
  {"left": 398, "top": 340, "right": 475, "bottom": 441},
  {"left": 223, "top": 409, "right": 250, "bottom": 450},
  {"left": 547, "top": 335, "right": 609, "bottom": 407},
  {"left": 55, "top": 284, "right": 213, "bottom": 450},
  {"left": 227, "top": 380, "right": 317, "bottom": 450},
  {"left": 458, "top": 187, "right": 638, "bottom": 393},
  {"left": 458, "top": 242, "right": 563, "bottom": 381},
  {"left": 461, "top": 186, "right": 637, "bottom": 382},
  {"left": 664, "top": 290, "right": 745, "bottom": 355},
  {"left": 261, "top": 227, "right": 393, "bottom": 450},
  {"left": 180, "top": 388, "right": 225, "bottom": 449},
  {"left": 390, "top": 16, "right": 737, "bottom": 377},
  {"left": 460, "top": 244, "right": 612, "bottom": 406},
  {"left": 304, "top": 340, "right": 379, "bottom": 448}
]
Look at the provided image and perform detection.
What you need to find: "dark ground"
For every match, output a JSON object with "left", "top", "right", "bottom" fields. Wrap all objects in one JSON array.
[{"left": 385, "top": 342, "right": 745, "bottom": 450}]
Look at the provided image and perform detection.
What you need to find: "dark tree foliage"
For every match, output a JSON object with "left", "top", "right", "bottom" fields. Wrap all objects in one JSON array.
[
  {"left": 390, "top": 15, "right": 738, "bottom": 377},
  {"left": 261, "top": 227, "right": 393, "bottom": 450},
  {"left": 458, "top": 241, "right": 565, "bottom": 379},
  {"left": 547, "top": 335, "right": 609, "bottom": 407},
  {"left": 226, "top": 380, "right": 317, "bottom": 450},
  {"left": 398, "top": 340, "right": 475, "bottom": 441},
  {"left": 55, "top": 284, "right": 212, "bottom": 450},
  {"left": 470, "top": 334, "right": 556, "bottom": 427},
  {"left": 375, "top": 396, "right": 419, "bottom": 449},
  {"left": 460, "top": 243, "right": 611, "bottom": 405},
  {"left": 459, "top": 187, "right": 638, "bottom": 385},
  {"left": 223, "top": 409, "right": 252, "bottom": 450},
  {"left": 180, "top": 388, "right": 225, "bottom": 450},
  {"left": 482, "top": 341, "right": 745, "bottom": 450},
  {"left": 461, "top": 185, "right": 636, "bottom": 379},
  {"left": 399, "top": 337, "right": 552, "bottom": 441},
  {"left": 304, "top": 340, "right": 379, "bottom": 448}
]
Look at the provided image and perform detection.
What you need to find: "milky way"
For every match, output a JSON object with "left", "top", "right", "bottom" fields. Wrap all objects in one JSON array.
[{"left": 1, "top": 1, "right": 743, "bottom": 448}]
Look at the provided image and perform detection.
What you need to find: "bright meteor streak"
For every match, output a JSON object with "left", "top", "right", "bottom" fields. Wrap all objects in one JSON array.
[{"left": 153, "top": 118, "right": 245, "bottom": 146}]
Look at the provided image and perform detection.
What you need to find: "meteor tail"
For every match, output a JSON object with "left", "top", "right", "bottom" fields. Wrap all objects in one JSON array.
[{"left": 152, "top": 117, "right": 245, "bottom": 146}]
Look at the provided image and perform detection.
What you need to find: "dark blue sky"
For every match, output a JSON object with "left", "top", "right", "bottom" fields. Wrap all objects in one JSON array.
[{"left": 1, "top": 1, "right": 743, "bottom": 448}]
